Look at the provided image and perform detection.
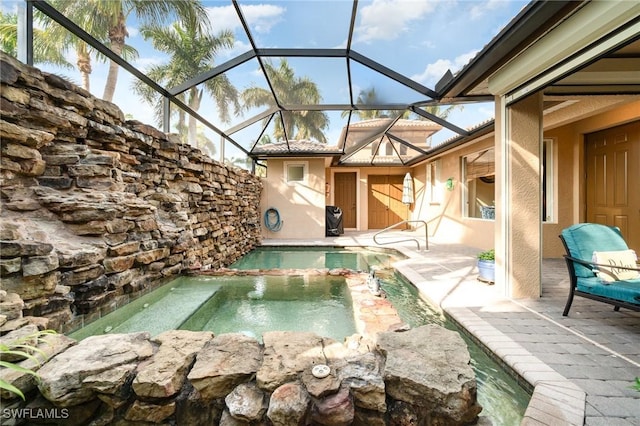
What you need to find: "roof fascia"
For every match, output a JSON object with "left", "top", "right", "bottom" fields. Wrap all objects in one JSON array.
[
  {"left": 253, "top": 152, "right": 343, "bottom": 160},
  {"left": 439, "top": 1, "right": 581, "bottom": 99},
  {"left": 500, "top": 15, "right": 640, "bottom": 103},
  {"left": 341, "top": 115, "right": 401, "bottom": 159}
]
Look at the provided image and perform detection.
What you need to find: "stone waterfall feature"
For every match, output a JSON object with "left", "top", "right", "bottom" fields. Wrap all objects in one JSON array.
[{"left": 0, "top": 52, "right": 262, "bottom": 333}]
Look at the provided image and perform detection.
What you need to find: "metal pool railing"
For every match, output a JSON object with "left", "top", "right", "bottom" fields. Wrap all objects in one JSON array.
[{"left": 373, "top": 220, "right": 429, "bottom": 251}]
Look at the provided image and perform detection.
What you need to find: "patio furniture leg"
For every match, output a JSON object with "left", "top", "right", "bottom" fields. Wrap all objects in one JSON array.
[{"left": 563, "top": 287, "right": 575, "bottom": 317}]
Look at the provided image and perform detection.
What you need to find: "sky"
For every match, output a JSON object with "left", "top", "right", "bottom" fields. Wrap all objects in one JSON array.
[{"left": 3, "top": 0, "right": 529, "bottom": 162}]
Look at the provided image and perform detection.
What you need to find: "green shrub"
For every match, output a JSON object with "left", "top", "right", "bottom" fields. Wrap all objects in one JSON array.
[
  {"left": 0, "top": 329, "right": 57, "bottom": 400},
  {"left": 477, "top": 249, "right": 495, "bottom": 261}
]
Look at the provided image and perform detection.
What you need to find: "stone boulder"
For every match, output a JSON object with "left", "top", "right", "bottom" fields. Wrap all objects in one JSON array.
[
  {"left": 37, "top": 332, "right": 153, "bottom": 406},
  {"left": 133, "top": 330, "right": 213, "bottom": 398},
  {"left": 376, "top": 325, "right": 482, "bottom": 424},
  {"left": 225, "top": 382, "right": 267, "bottom": 422},
  {"left": 266, "top": 381, "right": 310, "bottom": 426},
  {"left": 0, "top": 331, "right": 75, "bottom": 400},
  {"left": 338, "top": 351, "right": 386, "bottom": 412},
  {"left": 188, "top": 333, "right": 263, "bottom": 399},
  {"left": 257, "top": 331, "right": 329, "bottom": 392},
  {"left": 311, "top": 386, "right": 355, "bottom": 426}
]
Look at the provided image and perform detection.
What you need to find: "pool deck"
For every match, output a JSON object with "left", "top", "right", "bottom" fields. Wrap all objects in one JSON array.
[{"left": 262, "top": 230, "right": 640, "bottom": 426}]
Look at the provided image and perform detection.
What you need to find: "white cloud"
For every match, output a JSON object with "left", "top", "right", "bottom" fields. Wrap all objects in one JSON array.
[
  {"left": 132, "top": 56, "right": 165, "bottom": 71},
  {"left": 219, "top": 39, "right": 253, "bottom": 61},
  {"left": 127, "top": 26, "right": 139, "bottom": 38},
  {"left": 354, "top": 0, "right": 437, "bottom": 43},
  {"left": 243, "top": 4, "right": 285, "bottom": 33},
  {"left": 469, "top": 0, "right": 504, "bottom": 20},
  {"left": 411, "top": 50, "right": 479, "bottom": 87},
  {"left": 206, "top": 3, "right": 285, "bottom": 34}
]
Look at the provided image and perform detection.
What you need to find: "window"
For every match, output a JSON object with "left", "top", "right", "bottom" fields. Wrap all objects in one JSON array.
[
  {"left": 284, "top": 161, "right": 307, "bottom": 184},
  {"left": 463, "top": 149, "right": 495, "bottom": 219},
  {"left": 462, "top": 142, "right": 555, "bottom": 221},
  {"left": 427, "top": 160, "right": 442, "bottom": 204}
]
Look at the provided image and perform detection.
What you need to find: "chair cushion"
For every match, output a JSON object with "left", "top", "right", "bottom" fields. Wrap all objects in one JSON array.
[
  {"left": 592, "top": 250, "right": 640, "bottom": 282},
  {"left": 561, "top": 223, "right": 629, "bottom": 278},
  {"left": 576, "top": 276, "right": 640, "bottom": 306}
]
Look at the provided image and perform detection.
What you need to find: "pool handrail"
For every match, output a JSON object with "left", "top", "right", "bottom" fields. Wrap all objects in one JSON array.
[{"left": 373, "top": 220, "right": 429, "bottom": 251}]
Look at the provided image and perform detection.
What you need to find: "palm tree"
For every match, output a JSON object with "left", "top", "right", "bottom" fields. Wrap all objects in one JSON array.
[
  {"left": 225, "top": 156, "right": 253, "bottom": 170},
  {"left": 417, "top": 104, "right": 461, "bottom": 120},
  {"left": 38, "top": 0, "right": 138, "bottom": 93},
  {"left": 342, "top": 87, "right": 384, "bottom": 120},
  {"left": 242, "top": 59, "right": 329, "bottom": 143},
  {"left": 100, "top": 0, "right": 208, "bottom": 102},
  {"left": 132, "top": 14, "right": 239, "bottom": 147},
  {"left": 344, "top": 87, "right": 461, "bottom": 122},
  {"left": 47, "top": 0, "right": 207, "bottom": 102},
  {"left": 0, "top": 10, "right": 72, "bottom": 70}
]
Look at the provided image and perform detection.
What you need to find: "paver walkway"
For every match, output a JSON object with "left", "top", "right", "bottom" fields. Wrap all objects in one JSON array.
[{"left": 263, "top": 230, "right": 640, "bottom": 425}]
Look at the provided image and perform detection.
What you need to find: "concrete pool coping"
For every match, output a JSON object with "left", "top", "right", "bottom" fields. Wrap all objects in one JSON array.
[{"left": 262, "top": 230, "right": 640, "bottom": 425}]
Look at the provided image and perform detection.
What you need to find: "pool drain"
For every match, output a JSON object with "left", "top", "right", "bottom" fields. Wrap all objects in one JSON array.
[{"left": 311, "top": 364, "right": 330, "bottom": 379}]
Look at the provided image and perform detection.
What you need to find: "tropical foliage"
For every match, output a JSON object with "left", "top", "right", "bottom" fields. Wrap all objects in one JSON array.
[
  {"left": 132, "top": 11, "right": 239, "bottom": 149},
  {"left": 0, "top": 10, "right": 73, "bottom": 70},
  {"left": 342, "top": 87, "right": 384, "bottom": 120},
  {"left": 0, "top": 329, "right": 57, "bottom": 400},
  {"left": 241, "top": 59, "right": 329, "bottom": 143},
  {"left": 44, "top": 0, "right": 207, "bottom": 101}
]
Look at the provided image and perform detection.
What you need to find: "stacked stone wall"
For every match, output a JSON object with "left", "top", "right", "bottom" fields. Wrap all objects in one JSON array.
[{"left": 0, "top": 52, "right": 262, "bottom": 333}]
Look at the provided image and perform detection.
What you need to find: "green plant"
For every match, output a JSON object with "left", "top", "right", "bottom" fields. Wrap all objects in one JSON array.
[
  {"left": 477, "top": 249, "right": 495, "bottom": 261},
  {"left": 0, "top": 329, "right": 57, "bottom": 400},
  {"left": 632, "top": 377, "right": 640, "bottom": 392}
]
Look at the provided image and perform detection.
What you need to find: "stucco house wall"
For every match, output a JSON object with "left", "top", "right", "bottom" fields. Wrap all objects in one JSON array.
[
  {"left": 411, "top": 135, "right": 495, "bottom": 251},
  {"left": 412, "top": 99, "right": 639, "bottom": 256},
  {"left": 260, "top": 100, "right": 638, "bottom": 253},
  {"left": 261, "top": 158, "right": 326, "bottom": 239},
  {"left": 542, "top": 99, "right": 640, "bottom": 257}
]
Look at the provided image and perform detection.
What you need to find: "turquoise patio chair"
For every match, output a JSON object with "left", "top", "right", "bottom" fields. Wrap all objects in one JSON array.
[{"left": 559, "top": 223, "right": 640, "bottom": 316}]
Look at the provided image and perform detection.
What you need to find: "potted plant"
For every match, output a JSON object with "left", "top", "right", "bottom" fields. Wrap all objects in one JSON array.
[{"left": 477, "top": 249, "right": 495, "bottom": 283}]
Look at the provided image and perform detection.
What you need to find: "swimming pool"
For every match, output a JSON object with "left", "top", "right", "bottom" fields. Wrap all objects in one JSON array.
[
  {"left": 228, "top": 245, "right": 400, "bottom": 270},
  {"left": 69, "top": 274, "right": 357, "bottom": 342},
  {"left": 69, "top": 246, "right": 529, "bottom": 424}
]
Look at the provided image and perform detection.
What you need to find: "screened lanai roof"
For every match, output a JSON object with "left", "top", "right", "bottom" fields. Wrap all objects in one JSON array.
[{"left": 18, "top": 0, "right": 640, "bottom": 168}]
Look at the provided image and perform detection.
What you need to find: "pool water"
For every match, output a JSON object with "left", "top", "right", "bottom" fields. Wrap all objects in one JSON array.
[
  {"left": 70, "top": 274, "right": 356, "bottom": 342},
  {"left": 180, "top": 274, "right": 356, "bottom": 342},
  {"left": 379, "top": 270, "right": 530, "bottom": 426},
  {"left": 70, "top": 246, "right": 529, "bottom": 425},
  {"left": 228, "top": 246, "right": 400, "bottom": 271}
]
